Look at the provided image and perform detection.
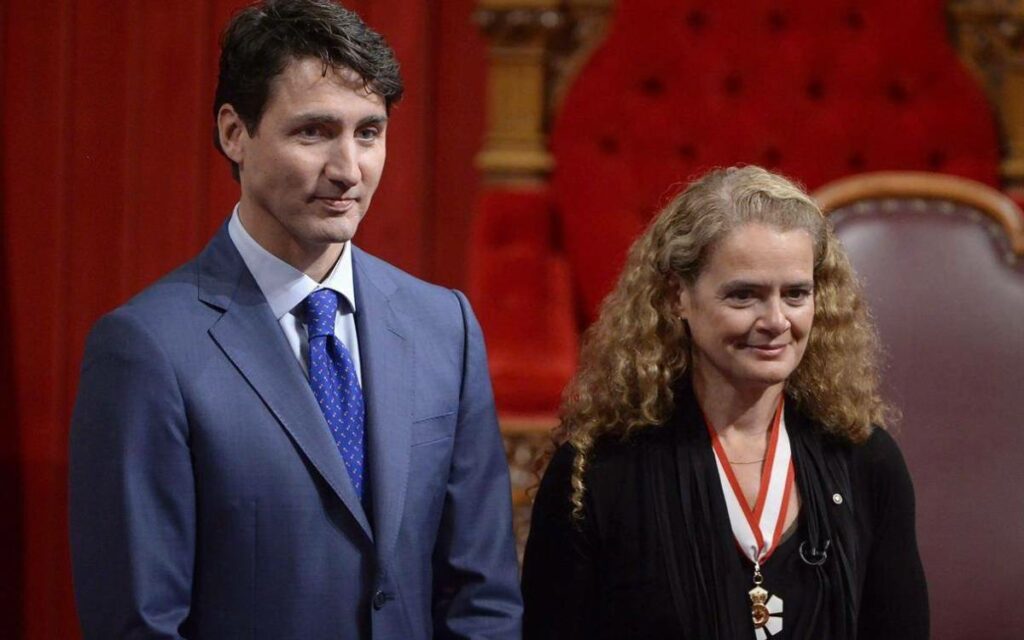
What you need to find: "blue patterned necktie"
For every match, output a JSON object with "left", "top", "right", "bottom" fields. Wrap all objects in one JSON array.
[{"left": 303, "top": 288, "right": 366, "bottom": 499}]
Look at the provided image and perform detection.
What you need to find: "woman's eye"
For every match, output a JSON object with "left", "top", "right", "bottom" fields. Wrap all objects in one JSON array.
[{"left": 727, "top": 290, "right": 754, "bottom": 301}]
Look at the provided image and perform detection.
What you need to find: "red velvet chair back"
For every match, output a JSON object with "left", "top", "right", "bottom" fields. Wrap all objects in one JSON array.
[
  {"left": 820, "top": 173, "right": 1024, "bottom": 638},
  {"left": 552, "top": 0, "right": 1000, "bottom": 324}
]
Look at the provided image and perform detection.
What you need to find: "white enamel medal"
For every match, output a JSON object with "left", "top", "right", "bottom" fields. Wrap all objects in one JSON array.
[{"left": 749, "top": 564, "right": 784, "bottom": 639}]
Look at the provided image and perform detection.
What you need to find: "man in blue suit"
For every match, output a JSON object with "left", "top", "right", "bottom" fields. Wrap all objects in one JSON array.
[{"left": 68, "top": 1, "right": 522, "bottom": 637}]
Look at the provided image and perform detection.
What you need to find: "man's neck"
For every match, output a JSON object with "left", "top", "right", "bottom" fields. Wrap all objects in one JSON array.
[
  {"left": 237, "top": 204, "right": 343, "bottom": 282},
  {"left": 284, "top": 244, "right": 344, "bottom": 283}
]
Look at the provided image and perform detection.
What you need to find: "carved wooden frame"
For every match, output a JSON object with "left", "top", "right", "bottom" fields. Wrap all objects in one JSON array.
[
  {"left": 475, "top": 0, "right": 614, "bottom": 185},
  {"left": 950, "top": 0, "right": 1024, "bottom": 194},
  {"left": 814, "top": 171, "right": 1024, "bottom": 256}
]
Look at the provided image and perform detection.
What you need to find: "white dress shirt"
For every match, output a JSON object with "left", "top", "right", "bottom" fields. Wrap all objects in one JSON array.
[{"left": 227, "top": 206, "right": 362, "bottom": 385}]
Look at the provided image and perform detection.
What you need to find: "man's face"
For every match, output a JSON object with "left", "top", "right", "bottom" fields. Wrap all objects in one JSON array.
[{"left": 221, "top": 57, "right": 388, "bottom": 265}]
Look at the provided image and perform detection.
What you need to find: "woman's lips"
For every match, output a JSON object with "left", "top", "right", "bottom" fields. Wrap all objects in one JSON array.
[{"left": 745, "top": 343, "right": 787, "bottom": 356}]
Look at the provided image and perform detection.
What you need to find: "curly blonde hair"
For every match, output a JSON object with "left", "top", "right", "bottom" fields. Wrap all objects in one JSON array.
[{"left": 557, "top": 166, "right": 888, "bottom": 517}]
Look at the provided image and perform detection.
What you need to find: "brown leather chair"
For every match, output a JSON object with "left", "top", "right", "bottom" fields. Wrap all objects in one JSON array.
[{"left": 815, "top": 172, "right": 1024, "bottom": 639}]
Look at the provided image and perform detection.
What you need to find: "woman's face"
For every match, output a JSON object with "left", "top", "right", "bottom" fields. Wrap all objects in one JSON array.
[{"left": 678, "top": 222, "right": 816, "bottom": 392}]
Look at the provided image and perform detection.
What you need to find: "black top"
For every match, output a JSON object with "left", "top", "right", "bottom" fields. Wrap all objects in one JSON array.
[{"left": 522, "top": 401, "right": 928, "bottom": 639}]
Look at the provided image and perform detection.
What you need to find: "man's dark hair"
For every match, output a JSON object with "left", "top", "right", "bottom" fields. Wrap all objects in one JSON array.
[{"left": 213, "top": 0, "right": 404, "bottom": 179}]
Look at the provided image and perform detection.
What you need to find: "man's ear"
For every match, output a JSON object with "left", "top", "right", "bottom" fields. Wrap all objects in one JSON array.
[{"left": 217, "top": 104, "right": 248, "bottom": 165}]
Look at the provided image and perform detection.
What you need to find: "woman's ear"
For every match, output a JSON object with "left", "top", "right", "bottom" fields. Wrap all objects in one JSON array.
[{"left": 675, "top": 279, "right": 692, "bottom": 320}]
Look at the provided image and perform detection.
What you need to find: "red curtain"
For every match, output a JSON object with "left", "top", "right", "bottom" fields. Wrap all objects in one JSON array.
[{"left": 0, "top": 1, "right": 486, "bottom": 637}]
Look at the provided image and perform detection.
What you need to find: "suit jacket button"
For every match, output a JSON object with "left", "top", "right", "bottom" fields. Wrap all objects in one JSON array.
[{"left": 372, "top": 590, "right": 387, "bottom": 610}]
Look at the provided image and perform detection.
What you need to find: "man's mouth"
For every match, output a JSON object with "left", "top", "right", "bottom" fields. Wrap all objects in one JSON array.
[{"left": 315, "top": 196, "right": 358, "bottom": 212}]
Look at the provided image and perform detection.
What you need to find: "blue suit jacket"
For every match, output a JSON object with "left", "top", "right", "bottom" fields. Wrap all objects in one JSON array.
[{"left": 69, "top": 225, "right": 522, "bottom": 639}]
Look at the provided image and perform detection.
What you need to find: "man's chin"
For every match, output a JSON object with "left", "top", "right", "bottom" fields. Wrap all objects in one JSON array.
[{"left": 313, "top": 219, "right": 362, "bottom": 245}]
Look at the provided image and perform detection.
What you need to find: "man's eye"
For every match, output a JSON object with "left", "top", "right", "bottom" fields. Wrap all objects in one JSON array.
[
  {"left": 298, "top": 126, "right": 325, "bottom": 139},
  {"left": 727, "top": 290, "right": 754, "bottom": 301},
  {"left": 356, "top": 127, "right": 380, "bottom": 141},
  {"left": 785, "top": 288, "right": 812, "bottom": 301}
]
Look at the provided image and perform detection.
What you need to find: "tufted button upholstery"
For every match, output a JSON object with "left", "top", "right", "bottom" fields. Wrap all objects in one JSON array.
[
  {"left": 468, "top": 189, "right": 579, "bottom": 414},
  {"left": 550, "top": 1, "right": 1001, "bottom": 324}
]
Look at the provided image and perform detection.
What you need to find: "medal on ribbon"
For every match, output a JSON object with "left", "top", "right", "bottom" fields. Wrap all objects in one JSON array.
[{"left": 706, "top": 397, "right": 795, "bottom": 639}]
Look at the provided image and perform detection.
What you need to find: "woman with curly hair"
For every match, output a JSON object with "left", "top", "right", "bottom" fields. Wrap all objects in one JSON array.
[{"left": 521, "top": 166, "right": 928, "bottom": 639}]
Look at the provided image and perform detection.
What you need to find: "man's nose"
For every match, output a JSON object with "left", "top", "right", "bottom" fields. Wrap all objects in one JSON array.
[{"left": 325, "top": 138, "right": 361, "bottom": 187}]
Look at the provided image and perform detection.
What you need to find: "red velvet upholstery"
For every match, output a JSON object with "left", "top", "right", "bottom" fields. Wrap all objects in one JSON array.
[
  {"left": 553, "top": 0, "right": 1000, "bottom": 323},
  {"left": 829, "top": 192, "right": 1024, "bottom": 639},
  {"left": 469, "top": 189, "right": 578, "bottom": 413},
  {"left": 473, "top": 0, "right": 1002, "bottom": 415}
]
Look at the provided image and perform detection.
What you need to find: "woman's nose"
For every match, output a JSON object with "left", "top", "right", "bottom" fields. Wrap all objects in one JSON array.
[{"left": 759, "top": 297, "right": 791, "bottom": 334}]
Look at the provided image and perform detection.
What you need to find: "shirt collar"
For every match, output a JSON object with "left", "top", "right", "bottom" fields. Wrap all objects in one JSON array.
[{"left": 227, "top": 205, "right": 357, "bottom": 319}]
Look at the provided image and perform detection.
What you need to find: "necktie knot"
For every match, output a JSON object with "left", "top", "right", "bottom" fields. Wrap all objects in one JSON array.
[{"left": 304, "top": 289, "right": 339, "bottom": 339}]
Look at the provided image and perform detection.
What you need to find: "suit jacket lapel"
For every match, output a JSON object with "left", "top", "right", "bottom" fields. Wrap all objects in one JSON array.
[
  {"left": 197, "top": 226, "right": 373, "bottom": 542},
  {"left": 353, "top": 247, "right": 412, "bottom": 565}
]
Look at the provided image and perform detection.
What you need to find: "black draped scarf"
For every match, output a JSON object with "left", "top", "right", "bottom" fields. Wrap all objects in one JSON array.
[{"left": 645, "top": 386, "right": 861, "bottom": 639}]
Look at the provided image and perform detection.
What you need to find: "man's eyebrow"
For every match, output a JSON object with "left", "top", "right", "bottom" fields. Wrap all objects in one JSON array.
[
  {"left": 288, "top": 112, "right": 342, "bottom": 127},
  {"left": 286, "top": 113, "right": 389, "bottom": 127},
  {"left": 357, "top": 114, "right": 389, "bottom": 127}
]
